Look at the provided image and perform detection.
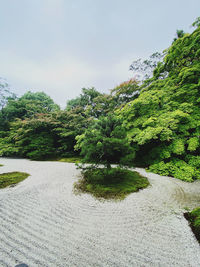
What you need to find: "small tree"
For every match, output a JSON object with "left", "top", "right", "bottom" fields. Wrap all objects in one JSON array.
[{"left": 75, "top": 114, "right": 135, "bottom": 170}]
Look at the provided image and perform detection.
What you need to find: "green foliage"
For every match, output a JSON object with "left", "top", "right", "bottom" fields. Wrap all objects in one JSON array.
[
  {"left": 0, "top": 107, "right": 90, "bottom": 160},
  {"left": 1, "top": 91, "right": 60, "bottom": 123},
  {"left": 75, "top": 114, "right": 135, "bottom": 169},
  {"left": 88, "top": 93, "right": 116, "bottom": 117},
  {"left": 66, "top": 87, "right": 102, "bottom": 118},
  {"left": 66, "top": 84, "right": 140, "bottom": 118},
  {"left": 186, "top": 155, "right": 200, "bottom": 169},
  {"left": 148, "top": 159, "right": 199, "bottom": 182},
  {"left": 118, "top": 22, "right": 200, "bottom": 182},
  {"left": 54, "top": 108, "right": 91, "bottom": 154},
  {"left": 0, "top": 172, "right": 29, "bottom": 188},
  {"left": 1, "top": 114, "right": 58, "bottom": 160},
  {"left": 173, "top": 29, "right": 185, "bottom": 42},
  {"left": 0, "top": 18, "right": 200, "bottom": 184},
  {"left": 192, "top": 17, "right": 200, "bottom": 28},
  {"left": 171, "top": 139, "right": 185, "bottom": 155},
  {"left": 190, "top": 208, "right": 200, "bottom": 227},
  {"left": 111, "top": 78, "right": 140, "bottom": 107},
  {"left": 74, "top": 168, "right": 149, "bottom": 200},
  {"left": 185, "top": 207, "right": 200, "bottom": 243},
  {"left": 25, "top": 133, "right": 56, "bottom": 160},
  {"left": 0, "top": 128, "right": 21, "bottom": 156},
  {"left": 187, "top": 137, "right": 199, "bottom": 152}
]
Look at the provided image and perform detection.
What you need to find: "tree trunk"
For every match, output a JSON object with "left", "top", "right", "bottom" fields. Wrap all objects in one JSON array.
[{"left": 106, "top": 162, "right": 111, "bottom": 170}]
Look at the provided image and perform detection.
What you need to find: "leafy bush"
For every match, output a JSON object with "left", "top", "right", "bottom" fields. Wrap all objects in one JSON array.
[
  {"left": 186, "top": 155, "right": 200, "bottom": 169},
  {"left": 148, "top": 159, "right": 199, "bottom": 182},
  {"left": 185, "top": 207, "right": 200, "bottom": 243}
]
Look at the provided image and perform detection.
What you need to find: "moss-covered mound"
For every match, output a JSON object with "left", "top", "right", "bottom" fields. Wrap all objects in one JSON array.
[
  {"left": 184, "top": 207, "right": 200, "bottom": 243},
  {"left": 74, "top": 168, "right": 149, "bottom": 200},
  {"left": 0, "top": 172, "right": 30, "bottom": 188}
]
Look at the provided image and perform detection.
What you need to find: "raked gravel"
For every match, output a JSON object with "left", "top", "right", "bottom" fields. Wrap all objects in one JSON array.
[{"left": 0, "top": 158, "right": 200, "bottom": 267}]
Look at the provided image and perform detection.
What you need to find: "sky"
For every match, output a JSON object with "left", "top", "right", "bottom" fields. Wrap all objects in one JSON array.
[{"left": 0, "top": 0, "right": 200, "bottom": 108}]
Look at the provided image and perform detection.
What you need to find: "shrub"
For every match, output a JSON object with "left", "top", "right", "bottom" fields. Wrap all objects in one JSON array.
[
  {"left": 75, "top": 114, "right": 135, "bottom": 169},
  {"left": 185, "top": 207, "right": 200, "bottom": 243},
  {"left": 148, "top": 159, "right": 198, "bottom": 182}
]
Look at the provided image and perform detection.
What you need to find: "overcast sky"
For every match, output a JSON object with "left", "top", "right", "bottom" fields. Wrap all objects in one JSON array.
[{"left": 0, "top": 0, "right": 199, "bottom": 107}]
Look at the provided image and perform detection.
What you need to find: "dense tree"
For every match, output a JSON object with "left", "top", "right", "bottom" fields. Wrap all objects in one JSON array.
[
  {"left": 52, "top": 108, "right": 92, "bottom": 155},
  {"left": 75, "top": 114, "right": 135, "bottom": 169},
  {"left": 66, "top": 83, "right": 141, "bottom": 119},
  {"left": 0, "top": 114, "right": 58, "bottom": 159},
  {"left": 66, "top": 87, "right": 102, "bottom": 118},
  {"left": 111, "top": 78, "right": 140, "bottom": 107},
  {"left": 1, "top": 18, "right": 199, "bottom": 184},
  {"left": 118, "top": 23, "right": 200, "bottom": 181},
  {"left": 0, "top": 108, "right": 90, "bottom": 160},
  {"left": 0, "top": 91, "right": 61, "bottom": 159},
  {"left": 87, "top": 93, "right": 115, "bottom": 117},
  {"left": 2, "top": 91, "right": 60, "bottom": 122}
]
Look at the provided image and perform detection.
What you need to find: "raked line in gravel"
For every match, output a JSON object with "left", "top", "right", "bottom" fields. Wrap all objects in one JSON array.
[{"left": 0, "top": 158, "right": 200, "bottom": 267}]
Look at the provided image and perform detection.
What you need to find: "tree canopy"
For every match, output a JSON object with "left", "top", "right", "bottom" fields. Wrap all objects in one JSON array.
[
  {"left": 75, "top": 115, "right": 135, "bottom": 169},
  {"left": 0, "top": 18, "right": 200, "bottom": 182},
  {"left": 118, "top": 22, "right": 200, "bottom": 181}
]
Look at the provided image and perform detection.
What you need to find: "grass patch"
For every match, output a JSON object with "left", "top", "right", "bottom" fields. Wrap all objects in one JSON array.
[
  {"left": 59, "top": 156, "right": 82, "bottom": 163},
  {"left": 0, "top": 164, "right": 3, "bottom": 167},
  {"left": 74, "top": 168, "right": 149, "bottom": 200},
  {"left": 184, "top": 207, "right": 200, "bottom": 243},
  {"left": 0, "top": 172, "right": 30, "bottom": 189}
]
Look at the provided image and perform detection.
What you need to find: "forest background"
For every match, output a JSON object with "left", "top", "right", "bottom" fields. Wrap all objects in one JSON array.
[{"left": 0, "top": 18, "right": 200, "bottom": 182}]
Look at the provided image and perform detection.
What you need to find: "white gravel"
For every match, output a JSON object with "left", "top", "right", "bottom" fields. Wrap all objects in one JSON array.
[{"left": 0, "top": 158, "right": 200, "bottom": 267}]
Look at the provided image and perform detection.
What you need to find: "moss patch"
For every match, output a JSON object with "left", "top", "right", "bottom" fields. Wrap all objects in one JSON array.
[
  {"left": 0, "top": 172, "right": 30, "bottom": 189},
  {"left": 74, "top": 168, "right": 149, "bottom": 200},
  {"left": 59, "top": 157, "right": 82, "bottom": 163},
  {"left": 184, "top": 207, "right": 200, "bottom": 243}
]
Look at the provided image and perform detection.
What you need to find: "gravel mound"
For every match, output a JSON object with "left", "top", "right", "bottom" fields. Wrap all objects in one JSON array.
[{"left": 0, "top": 158, "right": 200, "bottom": 266}]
